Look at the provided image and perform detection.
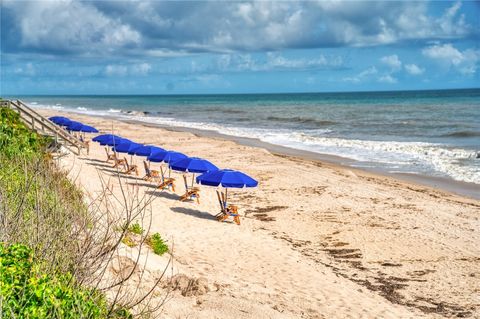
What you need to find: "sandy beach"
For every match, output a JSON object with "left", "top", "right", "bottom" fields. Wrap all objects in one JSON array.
[{"left": 38, "top": 109, "right": 479, "bottom": 318}]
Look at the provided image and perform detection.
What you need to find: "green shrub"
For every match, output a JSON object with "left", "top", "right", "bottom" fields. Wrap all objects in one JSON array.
[
  {"left": 0, "top": 243, "right": 109, "bottom": 318},
  {"left": 0, "top": 107, "right": 46, "bottom": 158},
  {"left": 146, "top": 233, "right": 168, "bottom": 256},
  {"left": 128, "top": 222, "right": 144, "bottom": 235}
]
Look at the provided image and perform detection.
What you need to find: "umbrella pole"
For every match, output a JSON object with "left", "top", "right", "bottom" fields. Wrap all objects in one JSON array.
[
  {"left": 225, "top": 188, "right": 228, "bottom": 206},
  {"left": 191, "top": 173, "right": 195, "bottom": 188}
]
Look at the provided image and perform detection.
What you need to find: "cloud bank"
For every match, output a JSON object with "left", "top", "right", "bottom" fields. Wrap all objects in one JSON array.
[{"left": 1, "top": 0, "right": 476, "bottom": 57}]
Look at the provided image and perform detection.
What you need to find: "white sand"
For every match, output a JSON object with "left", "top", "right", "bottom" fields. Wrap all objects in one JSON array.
[{"left": 40, "top": 110, "right": 480, "bottom": 318}]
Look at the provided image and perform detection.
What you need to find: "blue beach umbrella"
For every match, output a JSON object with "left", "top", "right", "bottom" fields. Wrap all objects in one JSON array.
[
  {"left": 78, "top": 125, "right": 99, "bottom": 133},
  {"left": 170, "top": 156, "right": 218, "bottom": 188},
  {"left": 92, "top": 134, "right": 127, "bottom": 147},
  {"left": 148, "top": 150, "right": 187, "bottom": 178},
  {"left": 147, "top": 149, "right": 169, "bottom": 163},
  {"left": 136, "top": 146, "right": 166, "bottom": 173},
  {"left": 162, "top": 151, "right": 188, "bottom": 164},
  {"left": 114, "top": 141, "right": 141, "bottom": 164},
  {"left": 196, "top": 169, "right": 258, "bottom": 206},
  {"left": 104, "top": 137, "right": 129, "bottom": 146},
  {"left": 133, "top": 145, "right": 165, "bottom": 157},
  {"left": 93, "top": 134, "right": 119, "bottom": 143},
  {"left": 196, "top": 169, "right": 258, "bottom": 188},
  {"left": 113, "top": 140, "right": 137, "bottom": 154},
  {"left": 67, "top": 121, "right": 84, "bottom": 131},
  {"left": 49, "top": 116, "right": 72, "bottom": 126},
  {"left": 170, "top": 157, "right": 218, "bottom": 173},
  {"left": 127, "top": 143, "right": 144, "bottom": 155}
]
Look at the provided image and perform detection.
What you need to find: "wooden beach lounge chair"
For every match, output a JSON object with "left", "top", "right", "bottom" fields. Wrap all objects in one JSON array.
[
  {"left": 215, "top": 190, "right": 240, "bottom": 225},
  {"left": 80, "top": 135, "right": 90, "bottom": 155},
  {"left": 113, "top": 156, "right": 127, "bottom": 170},
  {"left": 143, "top": 161, "right": 161, "bottom": 182},
  {"left": 157, "top": 167, "right": 176, "bottom": 192},
  {"left": 179, "top": 175, "right": 200, "bottom": 203},
  {"left": 105, "top": 147, "right": 117, "bottom": 162},
  {"left": 122, "top": 158, "right": 138, "bottom": 176}
]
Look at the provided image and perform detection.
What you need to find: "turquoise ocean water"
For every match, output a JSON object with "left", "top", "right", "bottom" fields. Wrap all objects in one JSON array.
[{"left": 13, "top": 89, "right": 480, "bottom": 185}]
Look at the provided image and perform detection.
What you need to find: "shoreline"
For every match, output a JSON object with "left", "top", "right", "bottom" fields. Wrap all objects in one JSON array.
[
  {"left": 41, "top": 107, "right": 480, "bottom": 200},
  {"left": 128, "top": 119, "right": 480, "bottom": 201}
]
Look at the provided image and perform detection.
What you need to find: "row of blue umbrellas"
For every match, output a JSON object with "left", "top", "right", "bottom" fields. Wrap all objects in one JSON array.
[
  {"left": 91, "top": 134, "right": 258, "bottom": 194},
  {"left": 49, "top": 116, "right": 99, "bottom": 133}
]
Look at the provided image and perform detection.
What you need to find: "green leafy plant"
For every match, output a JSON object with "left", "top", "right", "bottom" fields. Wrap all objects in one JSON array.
[
  {"left": 0, "top": 107, "right": 47, "bottom": 158},
  {"left": 0, "top": 243, "right": 109, "bottom": 318},
  {"left": 0, "top": 106, "right": 166, "bottom": 317},
  {"left": 128, "top": 222, "right": 144, "bottom": 235},
  {"left": 146, "top": 233, "right": 169, "bottom": 256}
]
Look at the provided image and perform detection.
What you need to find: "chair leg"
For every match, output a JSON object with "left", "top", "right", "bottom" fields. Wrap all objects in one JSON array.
[
  {"left": 234, "top": 215, "right": 241, "bottom": 225},
  {"left": 218, "top": 214, "right": 229, "bottom": 222}
]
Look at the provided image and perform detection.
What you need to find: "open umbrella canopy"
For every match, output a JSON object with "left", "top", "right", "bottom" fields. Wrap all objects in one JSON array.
[
  {"left": 93, "top": 134, "right": 118, "bottom": 142},
  {"left": 49, "top": 116, "right": 71, "bottom": 126},
  {"left": 170, "top": 157, "right": 218, "bottom": 173},
  {"left": 163, "top": 151, "right": 188, "bottom": 164},
  {"left": 147, "top": 149, "right": 170, "bottom": 162},
  {"left": 78, "top": 125, "right": 99, "bottom": 133},
  {"left": 114, "top": 141, "right": 141, "bottom": 153},
  {"left": 149, "top": 151, "right": 188, "bottom": 163},
  {"left": 67, "top": 121, "right": 84, "bottom": 131},
  {"left": 132, "top": 145, "right": 165, "bottom": 157},
  {"left": 92, "top": 134, "right": 126, "bottom": 146},
  {"left": 126, "top": 143, "right": 144, "bottom": 155},
  {"left": 196, "top": 169, "right": 258, "bottom": 188}
]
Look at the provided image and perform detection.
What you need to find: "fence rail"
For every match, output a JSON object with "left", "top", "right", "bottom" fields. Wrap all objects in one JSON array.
[{"left": 4, "top": 99, "right": 85, "bottom": 155}]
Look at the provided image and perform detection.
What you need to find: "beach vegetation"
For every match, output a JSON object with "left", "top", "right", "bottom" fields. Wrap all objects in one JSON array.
[
  {"left": 0, "top": 107, "right": 169, "bottom": 317},
  {"left": 0, "top": 243, "right": 108, "bottom": 318},
  {"left": 128, "top": 222, "right": 144, "bottom": 235},
  {"left": 147, "top": 233, "right": 169, "bottom": 256}
]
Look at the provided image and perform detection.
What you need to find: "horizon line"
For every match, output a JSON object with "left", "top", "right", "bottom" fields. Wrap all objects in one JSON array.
[{"left": 4, "top": 87, "right": 480, "bottom": 97}]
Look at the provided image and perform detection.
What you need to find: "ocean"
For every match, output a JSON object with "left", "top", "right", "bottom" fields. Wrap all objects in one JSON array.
[{"left": 12, "top": 89, "right": 480, "bottom": 186}]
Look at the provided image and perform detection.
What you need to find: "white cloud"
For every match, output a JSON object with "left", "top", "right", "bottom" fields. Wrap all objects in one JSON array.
[
  {"left": 343, "top": 66, "right": 377, "bottom": 83},
  {"left": 381, "top": 54, "right": 402, "bottom": 71},
  {"left": 216, "top": 53, "right": 344, "bottom": 72},
  {"left": 131, "top": 63, "right": 151, "bottom": 75},
  {"left": 405, "top": 64, "right": 425, "bottom": 75},
  {"left": 3, "top": 0, "right": 141, "bottom": 55},
  {"left": 378, "top": 74, "right": 397, "bottom": 83},
  {"left": 422, "top": 43, "right": 464, "bottom": 65},
  {"left": 105, "top": 65, "right": 128, "bottom": 76},
  {"left": 2, "top": 0, "right": 475, "bottom": 56},
  {"left": 422, "top": 43, "right": 480, "bottom": 75},
  {"left": 105, "top": 63, "right": 151, "bottom": 76},
  {"left": 265, "top": 53, "right": 343, "bottom": 70}
]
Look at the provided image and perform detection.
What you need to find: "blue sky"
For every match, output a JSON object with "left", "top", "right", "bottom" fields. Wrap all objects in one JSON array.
[{"left": 1, "top": 0, "right": 479, "bottom": 95}]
